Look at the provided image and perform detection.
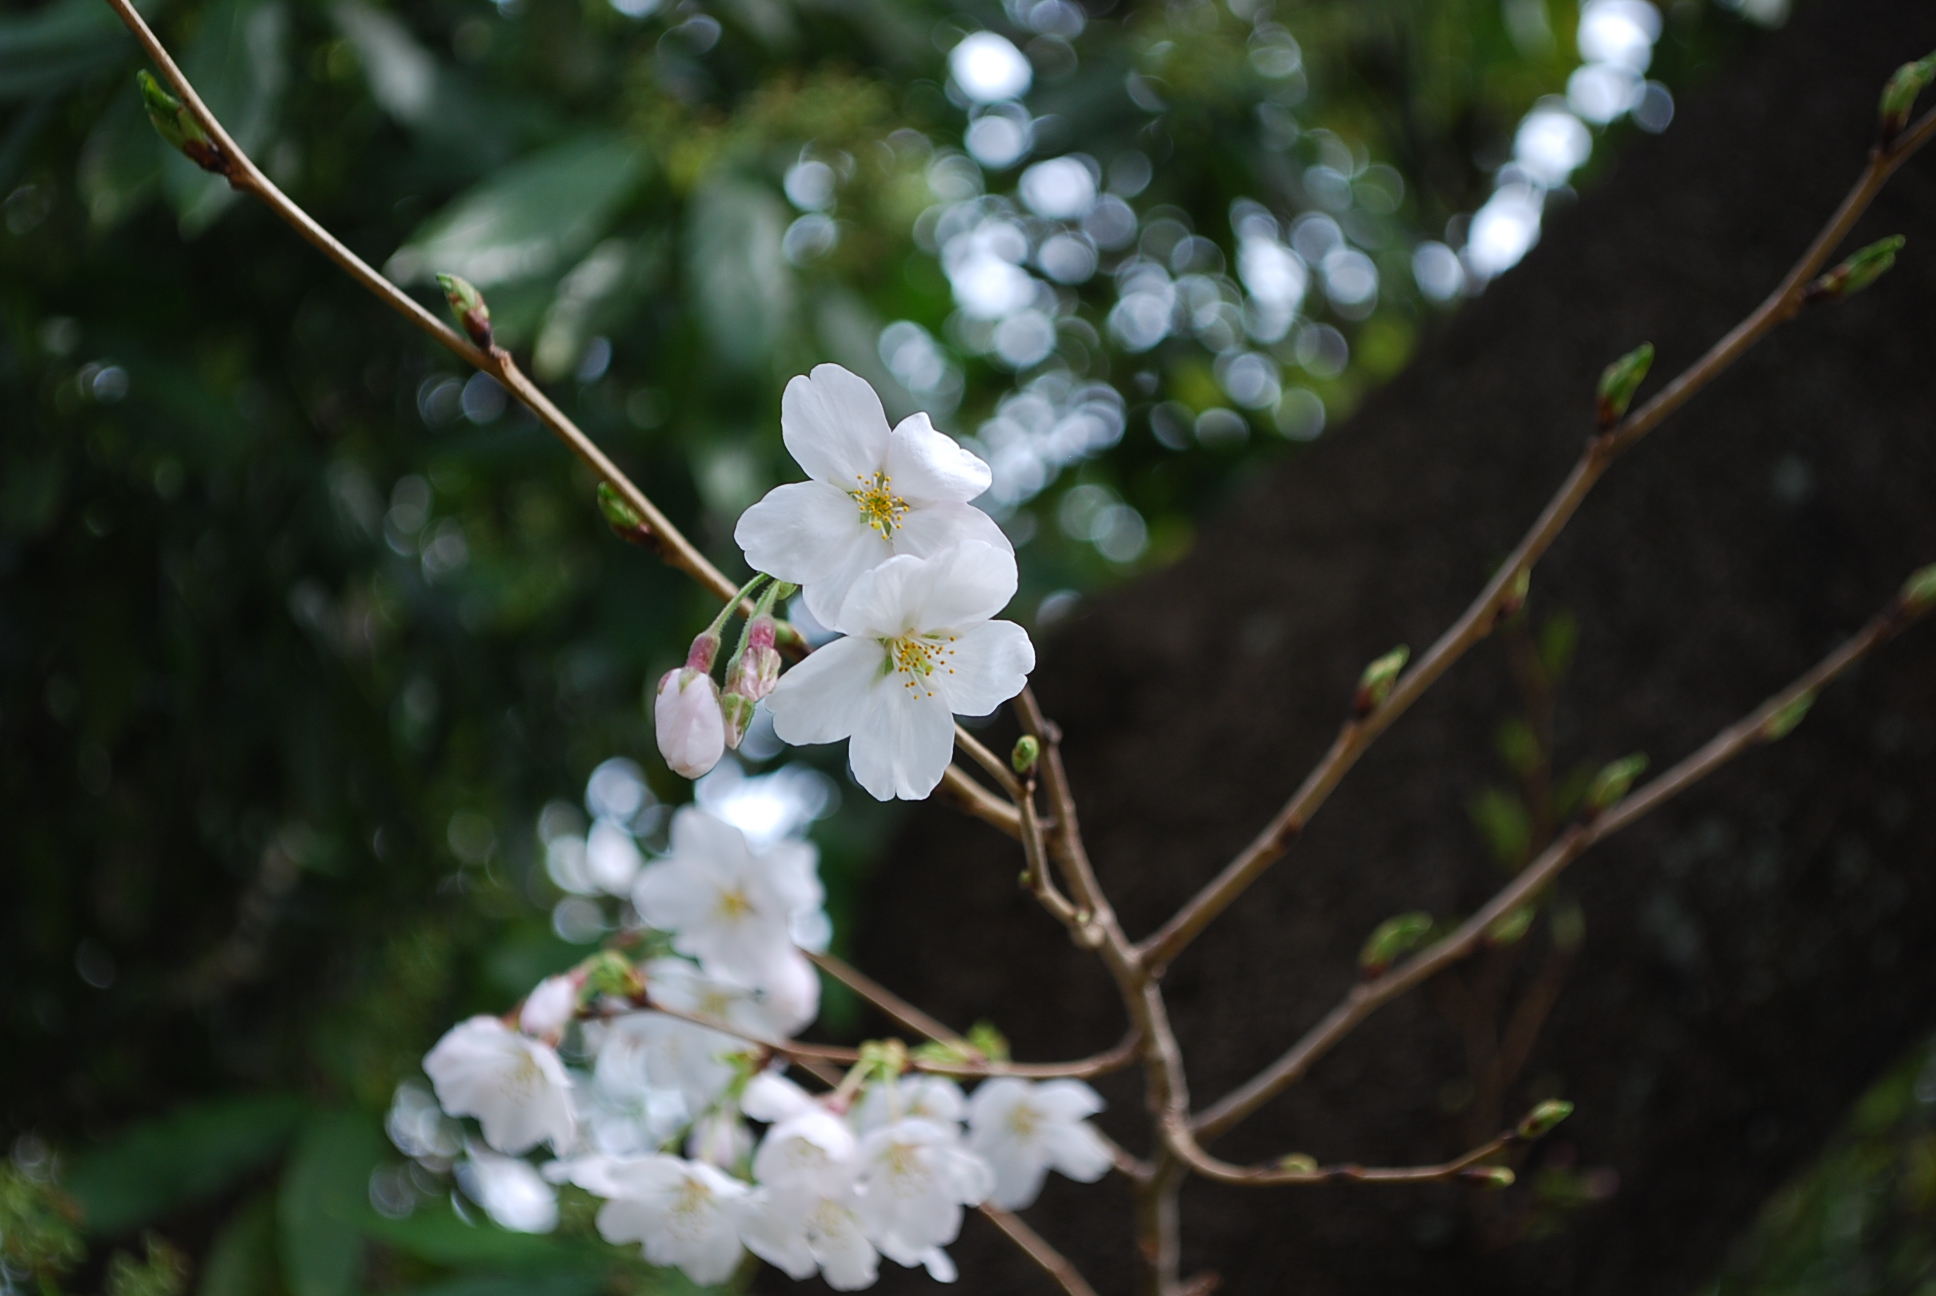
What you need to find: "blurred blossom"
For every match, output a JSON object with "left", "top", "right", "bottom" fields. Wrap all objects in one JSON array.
[
  {"left": 586, "top": 818, "right": 645, "bottom": 894},
  {"left": 1194, "top": 408, "right": 1249, "bottom": 449},
  {"left": 1576, "top": 0, "right": 1660, "bottom": 72},
  {"left": 586, "top": 757, "right": 651, "bottom": 823},
  {"left": 1081, "top": 195, "right": 1138, "bottom": 249},
  {"left": 1274, "top": 387, "right": 1327, "bottom": 441},
  {"left": 387, "top": 1081, "right": 463, "bottom": 1163},
  {"left": 944, "top": 217, "right": 1035, "bottom": 319},
  {"left": 458, "top": 1147, "right": 559, "bottom": 1233},
  {"left": 1302, "top": 165, "right": 1353, "bottom": 213},
  {"left": 461, "top": 372, "right": 506, "bottom": 423},
  {"left": 1216, "top": 352, "right": 1282, "bottom": 410},
  {"left": 1036, "top": 232, "right": 1098, "bottom": 284},
  {"left": 993, "top": 310, "right": 1058, "bottom": 369},
  {"left": 553, "top": 896, "right": 606, "bottom": 942},
  {"left": 1287, "top": 212, "right": 1343, "bottom": 266},
  {"left": 1568, "top": 63, "right": 1642, "bottom": 124},
  {"left": 1105, "top": 151, "right": 1151, "bottom": 197},
  {"left": 1633, "top": 82, "right": 1675, "bottom": 133},
  {"left": 1247, "top": 24, "right": 1302, "bottom": 79},
  {"left": 1411, "top": 241, "right": 1464, "bottom": 302},
  {"left": 971, "top": 375, "right": 1126, "bottom": 506},
  {"left": 1464, "top": 185, "right": 1544, "bottom": 280},
  {"left": 1293, "top": 322, "right": 1349, "bottom": 379},
  {"left": 784, "top": 158, "right": 837, "bottom": 212},
  {"left": 966, "top": 105, "right": 1033, "bottom": 169},
  {"left": 1057, "top": 485, "right": 1149, "bottom": 562},
  {"left": 1514, "top": 108, "right": 1591, "bottom": 187},
  {"left": 878, "top": 321, "right": 961, "bottom": 405},
  {"left": 694, "top": 757, "right": 839, "bottom": 850},
  {"left": 926, "top": 153, "right": 984, "bottom": 203},
  {"left": 1019, "top": 158, "right": 1097, "bottom": 219},
  {"left": 950, "top": 32, "right": 1033, "bottom": 103},
  {"left": 1107, "top": 259, "right": 1174, "bottom": 352},
  {"left": 1237, "top": 236, "right": 1306, "bottom": 342},
  {"left": 546, "top": 833, "right": 593, "bottom": 894},
  {"left": 783, "top": 214, "right": 839, "bottom": 265},
  {"left": 1319, "top": 247, "right": 1378, "bottom": 315}
]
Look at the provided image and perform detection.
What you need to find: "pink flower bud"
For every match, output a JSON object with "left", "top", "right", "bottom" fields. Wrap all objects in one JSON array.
[
  {"left": 655, "top": 668, "right": 726, "bottom": 778},
  {"left": 720, "top": 615, "right": 782, "bottom": 749}
]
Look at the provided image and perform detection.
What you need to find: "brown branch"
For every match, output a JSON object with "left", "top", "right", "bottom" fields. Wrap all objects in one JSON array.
[
  {"left": 1164, "top": 1115, "right": 1522, "bottom": 1187},
  {"left": 808, "top": 950, "right": 961, "bottom": 1045},
  {"left": 1134, "top": 107, "right": 1936, "bottom": 975},
  {"left": 978, "top": 1205, "right": 1102, "bottom": 1296},
  {"left": 956, "top": 726, "right": 1025, "bottom": 801},
  {"left": 1192, "top": 587, "right": 1931, "bottom": 1141},
  {"left": 103, "top": 0, "right": 1020, "bottom": 843}
]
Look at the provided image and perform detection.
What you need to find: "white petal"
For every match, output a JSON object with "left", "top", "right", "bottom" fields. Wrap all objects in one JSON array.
[
  {"left": 911, "top": 543, "right": 1019, "bottom": 632},
  {"left": 830, "top": 553, "right": 933, "bottom": 638},
  {"left": 985, "top": 1152, "right": 1049, "bottom": 1212},
  {"left": 800, "top": 524, "right": 899, "bottom": 629},
  {"left": 766, "top": 636, "right": 885, "bottom": 746},
  {"left": 738, "top": 1194, "right": 819, "bottom": 1280},
  {"left": 1032, "top": 1079, "right": 1105, "bottom": 1121},
  {"left": 846, "top": 678, "right": 956, "bottom": 801},
  {"left": 935, "top": 620, "right": 1033, "bottom": 717},
  {"left": 1040, "top": 1120, "right": 1112, "bottom": 1183},
  {"left": 882, "top": 412, "right": 992, "bottom": 504},
  {"left": 889, "top": 500, "right": 1013, "bottom": 564},
  {"left": 782, "top": 364, "right": 891, "bottom": 486},
  {"left": 735, "top": 481, "right": 880, "bottom": 587}
]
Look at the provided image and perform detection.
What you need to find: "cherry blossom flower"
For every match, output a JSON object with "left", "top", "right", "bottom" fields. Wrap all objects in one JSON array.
[
  {"left": 734, "top": 364, "right": 1011, "bottom": 627},
  {"left": 765, "top": 543, "right": 1034, "bottom": 801},
  {"left": 965, "top": 1078, "right": 1113, "bottom": 1210},
  {"left": 590, "top": 1155, "right": 750, "bottom": 1285},
  {"left": 645, "top": 953, "right": 819, "bottom": 1040},
  {"left": 854, "top": 1075, "right": 967, "bottom": 1134},
  {"left": 424, "top": 1016, "right": 576, "bottom": 1155},
  {"left": 752, "top": 1107, "right": 858, "bottom": 1196},
  {"left": 587, "top": 1010, "right": 741, "bottom": 1138},
  {"left": 739, "top": 1186, "right": 880, "bottom": 1292},
  {"left": 633, "top": 808, "right": 824, "bottom": 990},
  {"left": 517, "top": 974, "right": 578, "bottom": 1042},
  {"left": 655, "top": 667, "right": 726, "bottom": 779},
  {"left": 457, "top": 1145, "right": 558, "bottom": 1233},
  {"left": 854, "top": 1117, "right": 992, "bottom": 1277}
]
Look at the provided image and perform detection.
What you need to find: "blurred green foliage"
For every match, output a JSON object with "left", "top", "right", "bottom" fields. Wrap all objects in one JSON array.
[{"left": 0, "top": 0, "right": 1842, "bottom": 1287}]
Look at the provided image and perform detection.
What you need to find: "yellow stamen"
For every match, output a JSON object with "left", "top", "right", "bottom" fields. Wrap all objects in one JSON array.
[
  {"left": 851, "top": 472, "right": 910, "bottom": 538},
  {"left": 884, "top": 632, "right": 957, "bottom": 699}
]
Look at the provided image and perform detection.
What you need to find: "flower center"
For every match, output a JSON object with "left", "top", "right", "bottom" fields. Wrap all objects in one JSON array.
[
  {"left": 883, "top": 633, "right": 958, "bottom": 699},
  {"left": 851, "top": 473, "right": 910, "bottom": 538},
  {"left": 1006, "top": 1103, "right": 1040, "bottom": 1140},
  {"left": 715, "top": 885, "right": 753, "bottom": 922}
]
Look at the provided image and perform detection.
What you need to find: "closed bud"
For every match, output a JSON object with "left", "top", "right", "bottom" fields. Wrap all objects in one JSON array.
[
  {"left": 436, "top": 273, "right": 495, "bottom": 348},
  {"left": 1762, "top": 691, "right": 1814, "bottom": 742},
  {"left": 1011, "top": 735, "right": 1041, "bottom": 775},
  {"left": 719, "top": 614, "right": 781, "bottom": 749},
  {"left": 1595, "top": 343, "right": 1654, "bottom": 429},
  {"left": 1485, "top": 904, "right": 1535, "bottom": 948},
  {"left": 137, "top": 71, "right": 227, "bottom": 174},
  {"left": 1463, "top": 1165, "right": 1516, "bottom": 1190},
  {"left": 858, "top": 1038, "right": 909, "bottom": 1081},
  {"left": 1360, "top": 911, "right": 1432, "bottom": 975},
  {"left": 1805, "top": 236, "right": 1905, "bottom": 304},
  {"left": 1498, "top": 567, "right": 1532, "bottom": 620},
  {"left": 1584, "top": 753, "right": 1647, "bottom": 817},
  {"left": 1899, "top": 562, "right": 1936, "bottom": 613},
  {"left": 581, "top": 949, "right": 642, "bottom": 999},
  {"left": 1278, "top": 1153, "right": 1319, "bottom": 1175},
  {"left": 655, "top": 668, "right": 725, "bottom": 778},
  {"left": 1516, "top": 1099, "right": 1575, "bottom": 1140},
  {"left": 966, "top": 1020, "right": 1011, "bottom": 1062},
  {"left": 1880, "top": 52, "right": 1936, "bottom": 143},
  {"left": 1354, "top": 645, "right": 1410, "bottom": 717}
]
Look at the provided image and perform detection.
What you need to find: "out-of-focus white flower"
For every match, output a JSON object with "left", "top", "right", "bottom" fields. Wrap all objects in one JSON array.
[
  {"left": 584, "top": 818, "right": 645, "bottom": 894},
  {"left": 734, "top": 365, "right": 1011, "bottom": 627},
  {"left": 593, "top": 1155, "right": 750, "bottom": 1285},
  {"left": 645, "top": 953, "right": 819, "bottom": 1041},
  {"left": 424, "top": 1016, "right": 577, "bottom": 1155},
  {"left": 854, "top": 1075, "right": 967, "bottom": 1134},
  {"left": 966, "top": 1078, "right": 1112, "bottom": 1210},
  {"left": 743, "top": 1069, "right": 817, "bottom": 1123},
  {"left": 591, "top": 1009, "right": 743, "bottom": 1126},
  {"left": 633, "top": 808, "right": 823, "bottom": 989},
  {"left": 766, "top": 544, "right": 1034, "bottom": 802},
  {"left": 739, "top": 1187, "right": 880, "bottom": 1292},
  {"left": 753, "top": 1107, "right": 858, "bottom": 1197},
  {"left": 517, "top": 974, "right": 578, "bottom": 1042},
  {"left": 655, "top": 668, "right": 726, "bottom": 779},
  {"left": 457, "top": 1145, "right": 559, "bottom": 1232},
  {"left": 855, "top": 1118, "right": 992, "bottom": 1275},
  {"left": 687, "top": 1104, "right": 753, "bottom": 1168}
]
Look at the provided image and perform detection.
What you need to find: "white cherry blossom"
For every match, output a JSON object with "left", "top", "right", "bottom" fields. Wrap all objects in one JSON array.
[
  {"left": 424, "top": 1016, "right": 576, "bottom": 1155},
  {"left": 633, "top": 808, "right": 824, "bottom": 989},
  {"left": 588, "top": 1010, "right": 741, "bottom": 1135},
  {"left": 739, "top": 1187, "right": 880, "bottom": 1292},
  {"left": 457, "top": 1145, "right": 559, "bottom": 1233},
  {"left": 517, "top": 974, "right": 578, "bottom": 1042},
  {"left": 854, "top": 1075, "right": 967, "bottom": 1134},
  {"left": 855, "top": 1118, "right": 992, "bottom": 1275},
  {"left": 966, "top": 1078, "right": 1113, "bottom": 1210},
  {"left": 592, "top": 1155, "right": 750, "bottom": 1285},
  {"left": 735, "top": 364, "right": 1012, "bottom": 627},
  {"left": 753, "top": 1107, "right": 859, "bottom": 1197},
  {"left": 766, "top": 543, "right": 1034, "bottom": 801},
  {"left": 645, "top": 953, "right": 819, "bottom": 1040}
]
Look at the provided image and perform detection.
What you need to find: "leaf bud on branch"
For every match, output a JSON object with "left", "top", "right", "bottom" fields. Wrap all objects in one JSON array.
[
  {"left": 1515, "top": 1099, "right": 1575, "bottom": 1140},
  {"left": 137, "top": 71, "right": 230, "bottom": 176},
  {"left": 1010, "top": 735, "right": 1041, "bottom": 776},
  {"left": 1484, "top": 903, "right": 1536, "bottom": 948},
  {"left": 436, "top": 272, "right": 495, "bottom": 349},
  {"left": 1276, "top": 1153, "right": 1318, "bottom": 1175},
  {"left": 1761, "top": 691, "right": 1815, "bottom": 742},
  {"left": 1880, "top": 51, "right": 1936, "bottom": 146},
  {"left": 1897, "top": 562, "right": 1936, "bottom": 613},
  {"left": 1353, "top": 645, "right": 1409, "bottom": 717},
  {"left": 1462, "top": 1166, "right": 1515, "bottom": 1190},
  {"left": 1582, "top": 753, "right": 1648, "bottom": 819},
  {"left": 1358, "top": 911, "right": 1431, "bottom": 976},
  {"left": 597, "top": 481, "right": 654, "bottom": 545},
  {"left": 1595, "top": 343, "right": 1654, "bottom": 430},
  {"left": 1803, "top": 236, "right": 1905, "bottom": 304}
]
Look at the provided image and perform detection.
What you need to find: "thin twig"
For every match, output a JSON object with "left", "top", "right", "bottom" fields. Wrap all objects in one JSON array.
[
  {"left": 1165, "top": 1118, "right": 1521, "bottom": 1187},
  {"left": 978, "top": 1205, "right": 1101, "bottom": 1296},
  {"left": 1191, "top": 588, "right": 1931, "bottom": 1141},
  {"left": 102, "top": 0, "right": 1019, "bottom": 841},
  {"left": 807, "top": 950, "right": 962, "bottom": 1044},
  {"left": 956, "top": 727, "right": 1025, "bottom": 801},
  {"left": 1135, "top": 107, "right": 1936, "bottom": 975}
]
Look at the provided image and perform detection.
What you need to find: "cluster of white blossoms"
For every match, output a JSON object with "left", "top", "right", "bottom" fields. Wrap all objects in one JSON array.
[
  {"left": 655, "top": 363, "right": 1035, "bottom": 802},
  {"left": 413, "top": 805, "right": 1112, "bottom": 1289}
]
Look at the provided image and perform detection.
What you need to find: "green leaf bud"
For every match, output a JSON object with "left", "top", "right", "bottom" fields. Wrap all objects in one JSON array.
[
  {"left": 967, "top": 1020, "right": 1011, "bottom": 1063},
  {"left": 137, "top": 71, "right": 227, "bottom": 174},
  {"left": 597, "top": 482, "right": 652, "bottom": 544},
  {"left": 1463, "top": 1165, "right": 1516, "bottom": 1190},
  {"left": 1011, "top": 735, "right": 1041, "bottom": 775},
  {"left": 435, "top": 272, "right": 495, "bottom": 348},
  {"left": 1596, "top": 343, "right": 1654, "bottom": 429},
  {"left": 1516, "top": 1099, "right": 1575, "bottom": 1140},
  {"left": 1805, "top": 236, "right": 1905, "bottom": 304},
  {"left": 1277, "top": 1153, "right": 1319, "bottom": 1174},
  {"left": 1880, "top": 52, "right": 1936, "bottom": 142},
  {"left": 1359, "top": 911, "right": 1432, "bottom": 975},
  {"left": 1353, "top": 645, "right": 1410, "bottom": 717},
  {"left": 1584, "top": 753, "right": 1648, "bottom": 817},
  {"left": 1485, "top": 904, "right": 1536, "bottom": 948},
  {"left": 1762, "top": 691, "right": 1815, "bottom": 742},
  {"left": 1899, "top": 562, "right": 1936, "bottom": 613}
]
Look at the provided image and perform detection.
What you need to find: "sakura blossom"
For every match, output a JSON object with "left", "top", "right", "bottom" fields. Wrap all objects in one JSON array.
[
  {"left": 854, "top": 1117, "right": 992, "bottom": 1275},
  {"left": 588, "top": 1154, "right": 750, "bottom": 1285},
  {"left": 765, "top": 542, "right": 1035, "bottom": 801},
  {"left": 633, "top": 807, "right": 825, "bottom": 990},
  {"left": 966, "top": 1078, "right": 1114, "bottom": 1210},
  {"left": 423, "top": 1015, "right": 576, "bottom": 1155},
  {"left": 734, "top": 364, "right": 1012, "bottom": 627},
  {"left": 456, "top": 1144, "right": 559, "bottom": 1233},
  {"left": 644, "top": 951, "right": 819, "bottom": 1040},
  {"left": 739, "top": 1187, "right": 880, "bottom": 1292},
  {"left": 517, "top": 973, "right": 578, "bottom": 1042},
  {"left": 654, "top": 666, "right": 726, "bottom": 779}
]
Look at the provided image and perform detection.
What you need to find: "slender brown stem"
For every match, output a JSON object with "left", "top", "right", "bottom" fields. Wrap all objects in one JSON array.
[
  {"left": 956, "top": 727, "right": 1025, "bottom": 801},
  {"left": 1192, "top": 589, "right": 1930, "bottom": 1141},
  {"left": 1166, "top": 1117, "right": 1521, "bottom": 1187},
  {"left": 808, "top": 950, "right": 962, "bottom": 1045},
  {"left": 1019, "top": 780, "right": 1092, "bottom": 936},
  {"left": 1135, "top": 108, "right": 1936, "bottom": 975},
  {"left": 103, "top": 0, "right": 1022, "bottom": 843},
  {"left": 979, "top": 1205, "right": 1102, "bottom": 1296}
]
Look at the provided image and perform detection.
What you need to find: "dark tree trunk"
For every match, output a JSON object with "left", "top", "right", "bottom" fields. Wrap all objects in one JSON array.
[{"left": 854, "top": 1, "right": 1936, "bottom": 1292}]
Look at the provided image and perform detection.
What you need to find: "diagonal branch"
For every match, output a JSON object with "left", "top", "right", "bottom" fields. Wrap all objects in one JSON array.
[
  {"left": 101, "top": 0, "right": 1020, "bottom": 839},
  {"left": 1164, "top": 1117, "right": 1537, "bottom": 1188},
  {"left": 1134, "top": 106, "right": 1936, "bottom": 974},
  {"left": 978, "top": 1205, "right": 1101, "bottom": 1296},
  {"left": 1190, "top": 579, "right": 1934, "bottom": 1141}
]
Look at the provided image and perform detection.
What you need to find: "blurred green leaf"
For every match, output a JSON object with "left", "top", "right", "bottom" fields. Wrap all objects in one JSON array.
[
  {"left": 277, "top": 1112, "right": 382, "bottom": 1296},
  {"left": 687, "top": 176, "right": 793, "bottom": 372},
  {"left": 199, "top": 1194, "right": 285, "bottom": 1296},
  {"left": 1468, "top": 786, "right": 1531, "bottom": 870},
  {"left": 1537, "top": 610, "right": 1579, "bottom": 682},
  {"left": 0, "top": 0, "right": 140, "bottom": 101},
  {"left": 358, "top": 1197, "right": 581, "bottom": 1270},
  {"left": 65, "top": 1095, "right": 306, "bottom": 1236}
]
